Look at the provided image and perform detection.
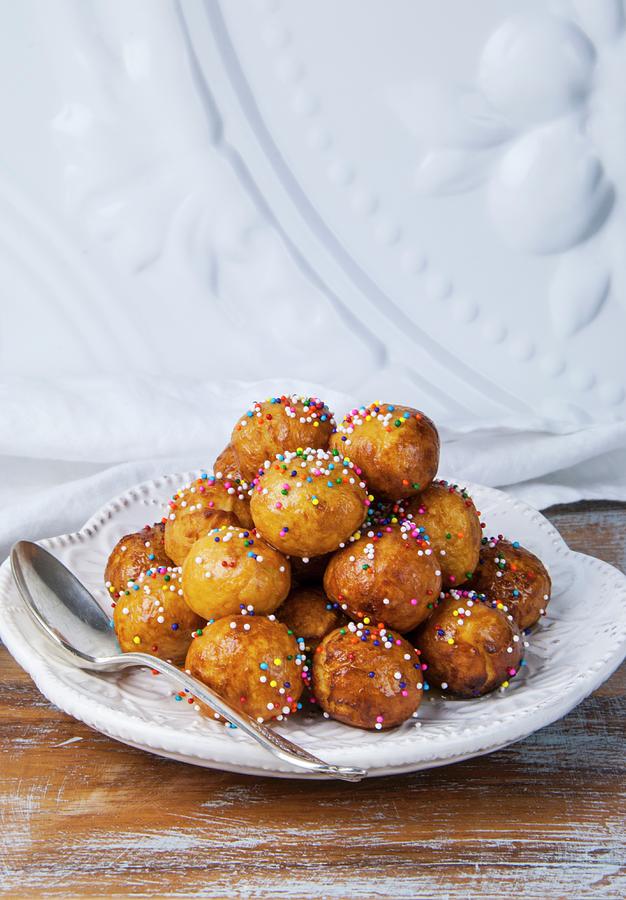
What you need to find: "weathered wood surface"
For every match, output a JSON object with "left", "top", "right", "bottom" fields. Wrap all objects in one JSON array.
[{"left": 1, "top": 501, "right": 625, "bottom": 899}]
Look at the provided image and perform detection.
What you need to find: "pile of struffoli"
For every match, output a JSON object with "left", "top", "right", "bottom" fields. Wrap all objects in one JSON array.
[{"left": 105, "top": 395, "right": 551, "bottom": 731}]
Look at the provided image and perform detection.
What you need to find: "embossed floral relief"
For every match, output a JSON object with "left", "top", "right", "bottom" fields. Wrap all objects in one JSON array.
[
  {"left": 43, "top": 0, "right": 381, "bottom": 386},
  {"left": 390, "top": 1, "right": 626, "bottom": 339}
]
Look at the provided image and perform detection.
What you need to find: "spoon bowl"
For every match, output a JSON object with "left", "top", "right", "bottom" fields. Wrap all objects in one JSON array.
[
  {"left": 10, "top": 541, "right": 367, "bottom": 782},
  {"left": 11, "top": 539, "right": 119, "bottom": 665}
]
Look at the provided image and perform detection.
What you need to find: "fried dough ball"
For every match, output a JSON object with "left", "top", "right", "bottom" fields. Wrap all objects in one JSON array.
[
  {"left": 164, "top": 472, "right": 253, "bottom": 566},
  {"left": 231, "top": 394, "right": 335, "bottom": 481},
  {"left": 414, "top": 589, "right": 524, "bottom": 697},
  {"left": 323, "top": 525, "right": 442, "bottom": 633},
  {"left": 105, "top": 523, "right": 172, "bottom": 601},
  {"left": 250, "top": 448, "right": 369, "bottom": 557},
  {"left": 113, "top": 567, "right": 203, "bottom": 663},
  {"left": 312, "top": 624, "right": 423, "bottom": 730},
  {"left": 185, "top": 615, "right": 304, "bottom": 723},
  {"left": 275, "top": 587, "right": 347, "bottom": 653},
  {"left": 469, "top": 536, "right": 552, "bottom": 630},
  {"left": 213, "top": 443, "right": 240, "bottom": 478},
  {"left": 403, "top": 480, "right": 482, "bottom": 588},
  {"left": 330, "top": 402, "right": 439, "bottom": 500},
  {"left": 181, "top": 525, "right": 291, "bottom": 620},
  {"left": 289, "top": 552, "right": 331, "bottom": 585}
]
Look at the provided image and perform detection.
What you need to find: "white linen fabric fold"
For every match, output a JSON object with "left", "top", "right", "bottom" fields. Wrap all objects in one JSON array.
[{"left": 1, "top": 376, "right": 625, "bottom": 560}]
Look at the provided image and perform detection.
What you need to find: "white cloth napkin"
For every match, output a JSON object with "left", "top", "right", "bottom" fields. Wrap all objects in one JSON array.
[{"left": 1, "top": 375, "right": 625, "bottom": 560}]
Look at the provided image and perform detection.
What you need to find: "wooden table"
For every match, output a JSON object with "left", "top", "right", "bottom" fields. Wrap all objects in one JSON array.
[{"left": 2, "top": 501, "right": 625, "bottom": 899}]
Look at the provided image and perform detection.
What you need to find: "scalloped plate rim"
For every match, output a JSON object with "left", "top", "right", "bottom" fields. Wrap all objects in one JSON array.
[{"left": 1, "top": 472, "right": 625, "bottom": 779}]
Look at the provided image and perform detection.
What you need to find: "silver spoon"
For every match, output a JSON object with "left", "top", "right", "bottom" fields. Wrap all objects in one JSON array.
[{"left": 10, "top": 541, "right": 366, "bottom": 782}]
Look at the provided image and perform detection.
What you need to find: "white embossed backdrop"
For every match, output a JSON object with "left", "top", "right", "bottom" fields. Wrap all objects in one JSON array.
[{"left": 1, "top": 0, "right": 626, "bottom": 555}]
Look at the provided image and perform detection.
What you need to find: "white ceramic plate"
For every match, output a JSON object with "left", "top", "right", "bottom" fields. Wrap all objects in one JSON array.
[{"left": 1, "top": 473, "right": 625, "bottom": 779}]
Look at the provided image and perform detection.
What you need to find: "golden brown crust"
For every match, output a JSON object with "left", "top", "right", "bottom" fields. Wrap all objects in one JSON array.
[
  {"left": 323, "top": 525, "right": 442, "bottom": 633},
  {"left": 312, "top": 625, "right": 423, "bottom": 730},
  {"left": 105, "top": 523, "right": 172, "bottom": 601},
  {"left": 164, "top": 473, "right": 253, "bottom": 565},
  {"left": 181, "top": 525, "right": 291, "bottom": 620},
  {"left": 250, "top": 448, "right": 369, "bottom": 557},
  {"left": 213, "top": 443, "right": 241, "bottom": 478},
  {"left": 403, "top": 480, "right": 482, "bottom": 588},
  {"left": 231, "top": 395, "right": 335, "bottom": 481},
  {"left": 275, "top": 586, "right": 347, "bottom": 651},
  {"left": 330, "top": 403, "right": 439, "bottom": 500},
  {"left": 413, "top": 591, "right": 524, "bottom": 697},
  {"left": 468, "top": 537, "right": 551, "bottom": 630},
  {"left": 113, "top": 568, "right": 203, "bottom": 663},
  {"left": 185, "top": 615, "right": 304, "bottom": 723}
]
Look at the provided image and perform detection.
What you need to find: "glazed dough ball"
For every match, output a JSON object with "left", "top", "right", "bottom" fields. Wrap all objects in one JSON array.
[
  {"left": 185, "top": 615, "right": 304, "bottom": 723},
  {"left": 403, "top": 480, "right": 482, "bottom": 588},
  {"left": 164, "top": 472, "right": 253, "bottom": 566},
  {"left": 113, "top": 567, "right": 203, "bottom": 663},
  {"left": 324, "top": 525, "right": 442, "bottom": 633},
  {"left": 414, "top": 589, "right": 524, "bottom": 697},
  {"left": 105, "top": 523, "right": 172, "bottom": 601},
  {"left": 276, "top": 586, "right": 347, "bottom": 652},
  {"left": 289, "top": 552, "right": 331, "bottom": 585},
  {"left": 312, "top": 624, "right": 423, "bottom": 730},
  {"left": 330, "top": 402, "right": 439, "bottom": 500},
  {"left": 231, "top": 394, "right": 335, "bottom": 481},
  {"left": 181, "top": 525, "right": 291, "bottom": 620},
  {"left": 250, "top": 448, "right": 370, "bottom": 557},
  {"left": 469, "top": 536, "right": 552, "bottom": 630}
]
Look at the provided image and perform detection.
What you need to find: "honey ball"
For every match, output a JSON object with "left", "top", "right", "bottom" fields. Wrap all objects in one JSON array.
[
  {"left": 185, "top": 615, "right": 304, "bottom": 723},
  {"left": 469, "top": 536, "right": 551, "bottom": 630},
  {"left": 113, "top": 567, "right": 203, "bottom": 663},
  {"left": 181, "top": 525, "right": 291, "bottom": 620},
  {"left": 330, "top": 402, "right": 439, "bottom": 500},
  {"left": 414, "top": 589, "right": 524, "bottom": 697},
  {"left": 313, "top": 623, "right": 423, "bottom": 730},
  {"left": 324, "top": 524, "right": 442, "bottom": 633},
  {"left": 250, "top": 447, "right": 370, "bottom": 557},
  {"left": 231, "top": 394, "right": 335, "bottom": 481},
  {"left": 403, "top": 480, "right": 482, "bottom": 588},
  {"left": 105, "top": 523, "right": 172, "bottom": 601},
  {"left": 275, "top": 586, "right": 347, "bottom": 653},
  {"left": 164, "top": 472, "right": 253, "bottom": 566}
]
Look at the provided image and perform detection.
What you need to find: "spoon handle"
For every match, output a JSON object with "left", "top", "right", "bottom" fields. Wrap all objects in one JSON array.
[{"left": 123, "top": 653, "right": 366, "bottom": 781}]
